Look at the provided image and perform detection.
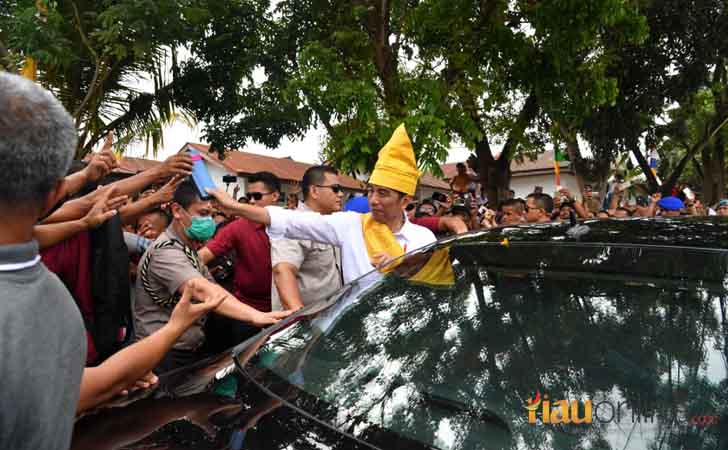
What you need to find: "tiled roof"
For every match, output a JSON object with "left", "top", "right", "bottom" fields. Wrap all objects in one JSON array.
[
  {"left": 81, "top": 153, "right": 162, "bottom": 175},
  {"left": 419, "top": 172, "right": 451, "bottom": 190},
  {"left": 442, "top": 150, "right": 571, "bottom": 179},
  {"left": 115, "top": 156, "right": 162, "bottom": 174},
  {"left": 183, "top": 143, "right": 366, "bottom": 191}
]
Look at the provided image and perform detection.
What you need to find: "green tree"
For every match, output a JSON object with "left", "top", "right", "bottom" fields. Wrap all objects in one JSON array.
[
  {"left": 576, "top": 0, "right": 728, "bottom": 198},
  {"left": 0, "top": 0, "right": 275, "bottom": 158}
]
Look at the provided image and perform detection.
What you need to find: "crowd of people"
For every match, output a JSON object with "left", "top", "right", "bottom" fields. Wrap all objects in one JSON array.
[
  {"left": 2, "top": 69, "right": 728, "bottom": 450},
  {"left": 401, "top": 174, "right": 728, "bottom": 232}
]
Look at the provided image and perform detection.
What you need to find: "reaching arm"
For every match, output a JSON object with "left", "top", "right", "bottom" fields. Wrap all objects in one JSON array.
[
  {"left": 42, "top": 154, "right": 192, "bottom": 225},
  {"left": 77, "top": 282, "right": 223, "bottom": 412},
  {"left": 439, "top": 215, "right": 469, "bottom": 234},
  {"left": 178, "top": 277, "right": 290, "bottom": 327},
  {"left": 35, "top": 189, "right": 127, "bottom": 249},
  {"left": 206, "top": 188, "right": 349, "bottom": 247},
  {"left": 198, "top": 247, "right": 216, "bottom": 264},
  {"left": 646, "top": 192, "right": 661, "bottom": 217},
  {"left": 117, "top": 175, "right": 184, "bottom": 225},
  {"left": 60, "top": 134, "right": 118, "bottom": 200},
  {"left": 273, "top": 263, "right": 304, "bottom": 311}
]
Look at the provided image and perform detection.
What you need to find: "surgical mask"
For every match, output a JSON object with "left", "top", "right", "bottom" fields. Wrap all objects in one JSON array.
[{"left": 185, "top": 215, "right": 216, "bottom": 241}]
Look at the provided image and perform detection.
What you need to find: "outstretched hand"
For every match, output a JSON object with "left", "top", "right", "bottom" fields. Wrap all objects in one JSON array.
[
  {"left": 84, "top": 132, "right": 119, "bottom": 182},
  {"left": 83, "top": 187, "right": 128, "bottom": 228},
  {"left": 250, "top": 310, "right": 292, "bottom": 328},
  {"left": 205, "top": 188, "right": 239, "bottom": 215},
  {"left": 169, "top": 279, "right": 226, "bottom": 333}
]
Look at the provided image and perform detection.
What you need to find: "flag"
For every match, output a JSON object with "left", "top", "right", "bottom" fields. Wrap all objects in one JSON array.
[
  {"left": 554, "top": 147, "right": 569, "bottom": 162},
  {"left": 554, "top": 148, "right": 568, "bottom": 186},
  {"left": 20, "top": 57, "right": 37, "bottom": 81}
]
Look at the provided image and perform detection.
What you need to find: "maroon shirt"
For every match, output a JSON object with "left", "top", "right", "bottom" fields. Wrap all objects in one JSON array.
[
  {"left": 205, "top": 218, "right": 272, "bottom": 312},
  {"left": 41, "top": 231, "right": 98, "bottom": 365},
  {"left": 412, "top": 216, "right": 440, "bottom": 234}
]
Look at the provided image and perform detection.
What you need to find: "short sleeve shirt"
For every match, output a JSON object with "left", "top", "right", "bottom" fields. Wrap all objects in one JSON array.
[
  {"left": 270, "top": 204, "right": 343, "bottom": 311},
  {"left": 133, "top": 226, "right": 214, "bottom": 351},
  {"left": 412, "top": 216, "right": 441, "bottom": 234},
  {"left": 205, "top": 217, "right": 272, "bottom": 312}
]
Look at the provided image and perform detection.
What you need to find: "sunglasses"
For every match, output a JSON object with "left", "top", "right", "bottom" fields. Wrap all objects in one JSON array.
[
  {"left": 406, "top": 203, "right": 416, "bottom": 211},
  {"left": 315, "top": 184, "right": 343, "bottom": 194},
  {"left": 248, "top": 192, "right": 274, "bottom": 201}
]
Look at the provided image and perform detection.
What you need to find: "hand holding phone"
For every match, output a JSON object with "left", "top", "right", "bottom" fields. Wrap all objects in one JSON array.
[{"left": 188, "top": 149, "right": 217, "bottom": 199}]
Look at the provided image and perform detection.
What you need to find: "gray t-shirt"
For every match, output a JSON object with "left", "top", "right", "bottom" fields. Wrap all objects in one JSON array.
[{"left": 0, "top": 240, "right": 86, "bottom": 450}]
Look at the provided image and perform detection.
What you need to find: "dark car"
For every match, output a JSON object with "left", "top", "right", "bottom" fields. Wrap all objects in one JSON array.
[{"left": 72, "top": 217, "right": 728, "bottom": 450}]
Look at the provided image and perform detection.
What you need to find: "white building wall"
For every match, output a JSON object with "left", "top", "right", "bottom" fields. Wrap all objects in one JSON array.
[
  {"left": 510, "top": 172, "right": 580, "bottom": 200},
  {"left": 206, "top": 163, "right": 240, "bottom": 196}
]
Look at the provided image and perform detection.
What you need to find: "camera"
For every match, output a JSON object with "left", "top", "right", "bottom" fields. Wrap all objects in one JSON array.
[
  {"left": 222, "top": 174, "right": 238, "bottom": 184},
  {"left": 432, "top": 192, "right": 448, "bottom": 203}
]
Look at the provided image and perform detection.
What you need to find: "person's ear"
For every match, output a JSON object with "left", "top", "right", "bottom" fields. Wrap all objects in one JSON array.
[
  {"left": 41, "top": 178, "right": 69, "bottom": 216},
  {"left": 400, "top": 194, "right": 411, "bottom": 209},
  {"left": 170, "top": 203, "right": 184, "bottom": 221},
  {"left": 272, "top": 192, "right": 280, "bottom": 203}
]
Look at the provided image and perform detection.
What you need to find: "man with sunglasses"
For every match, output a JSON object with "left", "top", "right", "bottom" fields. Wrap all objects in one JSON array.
[
  {"left": 199, "top": 172, "right": 280, "bottom": 317},
  {"left": 271, "top": 165, "right": 344, "bottom": 312},
  {"left": 206, "top": 124, "right": 436, "bottom": 288},
  {"left": 525, "top": 193, "right": 554, "bottom": 223}
]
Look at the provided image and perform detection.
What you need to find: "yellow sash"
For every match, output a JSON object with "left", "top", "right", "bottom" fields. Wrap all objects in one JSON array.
[
  {"left": 360, "top": 214, "right": 454, "bottom": 285},
  {"left": 409, "top": 248, "right": 455, "bottom": 286},
  {"left": 360, "top": 213, "right": 405, "bottom": 272}
]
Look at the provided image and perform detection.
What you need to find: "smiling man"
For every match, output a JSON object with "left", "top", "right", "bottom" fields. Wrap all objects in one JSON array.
[{"left": 207, "top": 125, "right": 436, "bottom": 287}]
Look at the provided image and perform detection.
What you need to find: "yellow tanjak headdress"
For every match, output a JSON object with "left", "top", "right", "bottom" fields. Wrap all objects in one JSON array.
[{"left": 368, "top": 124, "right": 420, "bottom": 196}]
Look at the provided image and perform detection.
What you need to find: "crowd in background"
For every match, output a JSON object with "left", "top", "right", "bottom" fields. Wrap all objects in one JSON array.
[{"left": 3, "top": 67, "right": 728, "bottom": 450}]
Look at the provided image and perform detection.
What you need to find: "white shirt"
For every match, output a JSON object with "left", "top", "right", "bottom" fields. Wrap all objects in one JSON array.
[{"left": 266, "top": 207, "right": 437, "bottom": 288}]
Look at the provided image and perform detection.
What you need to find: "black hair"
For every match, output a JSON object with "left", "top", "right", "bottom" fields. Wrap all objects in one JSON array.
[
  {"left": 560, "top": 201, "right": 575, "bottom": 211},
  {"left": 140, "top": 208, "right": 171, "bottom": 226},
  {"left": 301, "top": 165, "right": 338, "bottom": 200},
  {"left": 173, "top": 179, "right": 202, "bottom": 209},
  {"left": 530, "top": 193, "right": 554, "bottom": 213},
  {"left": 248, "top": 171, "right": 281, "bottom": 194},
  {"left": 456, "top": 162, "right": 466, "bottom": 169},
  {"left": 450, "top": 204, "right": 471, "bottom": 217},
  {"left": 502, "top": 198, "right": 524, "bottom": 213}
]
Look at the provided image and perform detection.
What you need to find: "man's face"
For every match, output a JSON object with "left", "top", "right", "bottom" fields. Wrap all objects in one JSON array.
[
  {"left": 583, "top": 186, "right": 593, "bottom": 199},
  {"left": 247, "top": 181, "right": 280, "bottom": 207},
  {"left": 718, "top": 204, "right": 728, "bottom": 216},
  {"left": 501, "top": 205, "right": 523, "bottom": 225},
  {"left": 137, "top": 212, "right": 168, "bottom": 240},
  {"left": 368, "top": 184, "right": 409, "bottom": 223},
  {"left": 613, "top": 209, "right": 629, "bottom": 218},
  {"left": 525, "top": 197, "right": 544, "bottom": 222},
  {"left": 661, "top": 209, "right": 681, "bottom": 217},
  {"left": 418, "top": 203, "right": 436, "bottom": 216},
  {"left": 173, "top": 198, "right": 212, "bottom": 229},
  {"left": 457, "top": 165, "right": 466, "bottom": 175},
  {"left": 559, "top": 206, "right": 572, "bottom": 220},
  {"left": 311, "top": 172, "right": 344, "bottom": 214}
]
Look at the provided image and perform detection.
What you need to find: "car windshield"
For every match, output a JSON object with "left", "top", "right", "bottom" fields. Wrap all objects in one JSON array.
[{"left": 237, "top": 234, "right": 728, "bottom": 450}]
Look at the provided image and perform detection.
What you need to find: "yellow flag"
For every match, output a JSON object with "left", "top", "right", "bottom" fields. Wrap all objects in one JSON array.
[{"left": 21, "top": 57, "right": 37, "bottom": 81}]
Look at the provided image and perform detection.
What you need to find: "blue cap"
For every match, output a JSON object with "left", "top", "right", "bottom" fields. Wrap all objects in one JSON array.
[
  {"left": 344, "top": 196, "right": 370, "bottom": 213},
  {"left": 717, "top": 199, "right": 728, "bottom": 208},
  {"left": 657, "top": 196, "right": 684, "bottom": 211}
]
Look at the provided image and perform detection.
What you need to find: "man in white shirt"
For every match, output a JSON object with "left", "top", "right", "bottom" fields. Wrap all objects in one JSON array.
[{"left": 207, "top": 124, "right": 436, "bottom": 287}]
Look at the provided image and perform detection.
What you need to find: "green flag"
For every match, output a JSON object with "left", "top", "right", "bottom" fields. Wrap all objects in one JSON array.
[{"left": 554, "top": 148, "right": 569, "bottom": 162}]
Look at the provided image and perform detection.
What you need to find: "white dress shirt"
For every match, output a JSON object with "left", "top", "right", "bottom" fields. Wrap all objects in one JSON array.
[{"left": 266, "top": 206, "right": 437, "bottom": 288}]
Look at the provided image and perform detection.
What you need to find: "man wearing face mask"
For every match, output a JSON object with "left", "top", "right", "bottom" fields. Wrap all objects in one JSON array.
[{"left": 134, "top": 180, "right": 288, "bottom": 372}]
